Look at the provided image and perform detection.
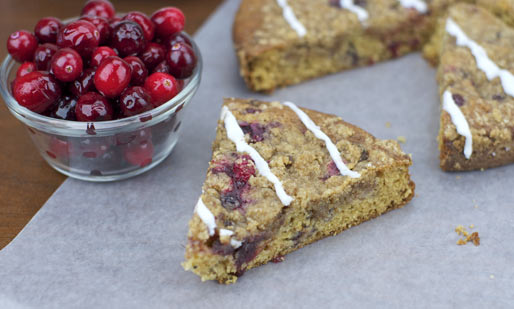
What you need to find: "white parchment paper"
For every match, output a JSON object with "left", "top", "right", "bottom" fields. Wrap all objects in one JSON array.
[{"left": 1, "top": 0, "right": 513, "bottom": 307}]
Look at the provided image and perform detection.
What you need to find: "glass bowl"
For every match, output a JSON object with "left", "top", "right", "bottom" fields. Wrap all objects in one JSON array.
[{"left": 0, "top": 33, "right": 202, "bottom": 182}]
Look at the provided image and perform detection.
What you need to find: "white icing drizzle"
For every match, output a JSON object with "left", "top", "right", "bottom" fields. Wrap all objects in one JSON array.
[
  {"left": 219, "top": 229, "right": 242, "bottom": 249},
  {"left": 442, "top": 90, "right": 473, "bottom": 159},
  {"left": 398, "top": 0, "right": 428, "bottom": 13},
  {"left": 446, "top": 18, "right": 514, "bottom": 98},
  {"left": 195, "top": 197, "right": 216, "bottom": 236},
  {"left": 339, "top": 0, "right": 369, "bottom": 22},
  {"left": 276, "top": 0, "right": 307, "bottom": 37},
  {"left": 283, "top": 101, "right": 361, "bottom": 178},
  {"left": 221, "top": 106, "right": 294, "bottom": 206}
]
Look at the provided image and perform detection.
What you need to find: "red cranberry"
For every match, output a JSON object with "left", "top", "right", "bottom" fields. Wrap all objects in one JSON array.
[
  {"left": 166, "top": 42, "right": 197, "bottom": 79},
  {"left": 239, "top": 122, "right": 266, "bottom": 143},
  {"left": 16, "top": 62, "right": 36, "bottom": 78},
  {"left": 153, "top": 60, "right": 170, "bottom": 74},
  {"left": 124, "top": 56, "right": 148, "bottom": 85},
  {"left": 48, "top": 137, "right": 71, "bottom": 159},
  {"left": 108, "top": 16, "right": 122, "bottom": 32},
  {"left": 81, "top": 0, "right": 116, "bottom": 19},
  {"left": 124, "top": 139, "right": 154, "bottom": 167},
  {"left": 116, "top": 127, "right": 151, "bottom": 145},
  {"left": 34, "top": 17, "right": 63, "bottom": 44},
  {"left": 57, "top": 20, "right": 100, "bottom": 58},
  {"left": 151, "top": 7, "right": 185, "bottom": 38},
  {"left": 51, "top": 48, "right": 83, "bottom": 82},
  {"left": 233, "top": 156, "right": 256, "bottom": 185},
  {"left": 164, "top": 32, "right": 192, "bottom": 50},
  {"left": 94, "top": 56, "right": 132, "bottom": 98},
  {"left": 110, "top": 20, "right": 147, "bottom": 57},
  {"left": 90, "top": 46, "right": 117, "bottom": 67},
  {"left": 144, "top": 72, "right": 179, "bottom": 106},
  {"left": 119, "top": 86, "right": 153, "bottom": 117},
  {"left": 13, "top": 71, "right": 61, "bottom": 113},
  {"left": 48, "top": 95, "right": 78, "bottom": 120},
  {"left": 139, "top": 43, "right": 165, "bottom": 70},
  {"left": 75, "top": 137, "right": 111, "bottom": 158},
  {"left": 123, "top": 11, "right": 155, "bottom": 41},
  {"left": 75, "top": 92, "right": 113, "bottom": 121},
  {"left": 33, "top": 43, "right": 59, "bottom": 71},
  {"left": 69, "top": 68, "right": 96, "bottom": 96},
  {"left": 7, "top": 30, "right": 38, "bottom": 62},
  {"left": 80, "top": 16, "right": 110, "bottom": 44}
]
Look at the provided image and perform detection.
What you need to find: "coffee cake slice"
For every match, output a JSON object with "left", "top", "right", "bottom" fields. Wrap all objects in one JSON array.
[
  {"left": 425, "top": 4, "right": 514, "bottom": 171},
  {"left": 183, "top": 98, "right": 414, "bottom": 283},
  {"left": 233, "top": 0, "right": 468, "bottom": 92}
]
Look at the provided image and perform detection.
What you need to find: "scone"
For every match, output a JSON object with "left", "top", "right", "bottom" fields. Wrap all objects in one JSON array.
[
  {"left": 425, "top": 3, "right": 514, "bottom": 171},
  {"left": 233, "top": 0, "right": 467, "bottom": 92},
  {"left": 183, "top": 98, "right": 415, "bottom": 283}
]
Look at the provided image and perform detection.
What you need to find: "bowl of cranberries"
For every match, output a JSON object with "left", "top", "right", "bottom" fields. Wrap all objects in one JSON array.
[{"left": 0, "top": 1, "right": 201, "bottom": 181}]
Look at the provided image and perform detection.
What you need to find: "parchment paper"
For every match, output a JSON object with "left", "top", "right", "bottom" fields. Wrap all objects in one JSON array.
[{"left": 1, "top": 0, "right": 513, "bottom": 307}]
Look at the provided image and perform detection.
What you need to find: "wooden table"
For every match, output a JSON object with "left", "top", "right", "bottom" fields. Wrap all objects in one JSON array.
[{"left": 0, "top": 0, "right": 224, "bottom": 249}]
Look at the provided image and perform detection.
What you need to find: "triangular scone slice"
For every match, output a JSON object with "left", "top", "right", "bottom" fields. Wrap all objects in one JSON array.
[
  {"left": 183, "top": 98, "right": 414, "bottom": 284},
  {"left": 429, "top": 4, "right": 514, "bottom": 171}
]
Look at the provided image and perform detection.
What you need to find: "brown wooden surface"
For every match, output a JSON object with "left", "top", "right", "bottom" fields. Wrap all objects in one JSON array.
[{"left": 0, "top": 0, "right": 224, "bottom": 249}]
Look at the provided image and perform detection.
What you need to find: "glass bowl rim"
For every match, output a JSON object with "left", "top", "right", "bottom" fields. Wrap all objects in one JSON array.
[{"left": 0, "top": 31, "right": 202, "bottom": 137}]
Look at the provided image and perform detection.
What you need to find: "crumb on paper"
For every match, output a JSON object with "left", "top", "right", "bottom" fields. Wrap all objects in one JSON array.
[
  {"left": 456, "top": 175, "right": 461, "bottom": 180},
  {"left": 490, "top": 275, "right": 495, "bottom": 279},
  {"left": 271, "top": 256, "right": 285, "bottom": 263},
  {"left": 385, "top": 122, "right": 391, "bottom": 128},
  {"left": 469, "top": 224, "right": 474, "bottom": 229},
  {"left": 480, "top": 168, "right": 485, "bottom": 172},
  {"left": 397, "top": 136, "right": 407, "bottom": 144},
  {"left": 455, "top": 225, "right": 480, "bottom": 246}
]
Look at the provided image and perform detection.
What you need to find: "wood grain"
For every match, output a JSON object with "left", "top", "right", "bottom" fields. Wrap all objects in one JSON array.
[{"left": 0, "top": 0, "right": 224, "bottom": 249}]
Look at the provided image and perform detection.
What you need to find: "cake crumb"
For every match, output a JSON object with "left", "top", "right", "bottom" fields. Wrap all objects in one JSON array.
[
  {"left": 271, "top": 256, "right": 285, "bottom": 263},
  {"left": 455, "top": 225, "right": 480, "bottom": 246},
  {"left": 397, "top": 136, "right": 407, "bottom": 144},
  {"left": 469, "top": 224, "right": 474, "bottom": 229},
  {"left": 456, "top": 175, "right": 461, "bottom": 180},
  {"left": 385, "top": 122, "right": 391, "bottom": 128},
  {"left": 480, "top": 168, "right": 485, "bottom": 172},
  {"left": 490, "top": 275, "right": 495, "bottom": 279}
]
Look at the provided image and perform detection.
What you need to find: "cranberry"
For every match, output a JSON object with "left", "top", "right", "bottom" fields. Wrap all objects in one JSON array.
[
  {"left": 115, "top": 127, "right": 151, "bottom": 145},
  {"left": 153, "top": 60, "right": 170, "bottom": 74},
  {"left": 110, "top": 21, "right": 147, "bottom": 57},
  {"left": 144, "top": 72, "right": 179, "bottom": 106},
  {"left": 151, "top": 7, "right": 185, "bottom": 38},
  {"left": 139, "top": 43, "right": 165, "bottom": 71},
  {"left": 33, "top": 43, "right": 59, "bottom": 71},
  {"left": 108, "top": 16, "right": 122, "bottom": 32},
  {"left": 51, "top": 48, "right": 83, "bottom": 82},
  {"left": 90, "top": 46, "right": 117, "bottom": 67},
  {"left": 16, "top": 62, "right": 36, "bottom": 79},
  {"left": 57, "top": 20, "right": 100, "bottom": 58},
  {"left": 75, "top": 92, "right": 113, "bottom": 121},
  {"left": 48, "top": 137, "right": 71, "bottom": 159},
  {"left": 81, "top": 0, "right": 116, "bottom": 19},
  {"left": 13, "top": 71, "right": 61, "bottom": 113},
  {"left": 123, "top": 56, "right": 148, "bottom": 85},
  {"left": 239, "top": 122, "right": 266, "bottom": 143},
  {"left": 94, "top": 56, "right": 132, "bottom": 98},
  {"left": 80, "top": 16, "right": 110, "bottom": 44},
  {"left": 34, "top": 17, "right": 63, "bottom": 44},
  {"left": 7, "top": 30, "right": 38, "bottom": 62},
  {"left": 124, "top": 139, "right": 154, "bottom": 167},
  {"left": 76, "top": 137, "right": 111, "bottom": 158},
  {"left": 48, "top": 95, "right": 78, "bottom": 120},
  {"left": 119, "top": 86, "right": 153, "bottom": 117},
  {"left": 233, "top": 156, "right": 256, "bottom": 185},
  {"left": 164, "top": 32, "right": 192, "bottom": 50},
  {"left": 123, "top": 11, "right": 155, "bottom": 42},
  {"left": 69, "top": 68, "right": 96, "bottom": 96},
  {"left": 452, "top": 94, "right": 465, "bottom": 106},
  {"left": 166, "top": 42, "right": 196, "bottom": 79}
]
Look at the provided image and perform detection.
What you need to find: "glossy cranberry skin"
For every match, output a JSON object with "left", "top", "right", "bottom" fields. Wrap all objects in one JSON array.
[
  {"left": 34, "top": 17, "right": 63, "bottom": 44},
  {"left": 153, "top": 60, "right": 170, "bottom": 74},
  {"left": 33, "top": 43, "right": 59, "bottom": 71},
  {"left": 13, "top": 71, "right": 61, "bottom": 113},
  {"left": 166, "top": 42, "right": 197, "bottom": 79},
  {"left": 48, "top": 95, "right": 78, "bottom": 120},
  {"left": 75, "top": 92, "right": 113, "bottom": 121},
  {"left": 81, "top": 0, "right": 116, "bottom": 19},
  {"left": 51, "top": 48, "right": 83, "bottom": 82},
  {"left": 7, "top": 30, "right": 38, "bottom": 62},
  {"left": 110, "top": 21, "right": 147, "bottom": 57},
  {"left": 90, "top": 46, "right": 117, "bottom": 67},
  {"left": 80, "top": 16, "right": 110, "bottom": 44},
  {"left": 69, "top": 68, "right": 96, "bottom": 96},
  {"left": 48, "top": 137, "right": 71, "bottom": 159},
  {"left": 164, "top": 32, "right": 192, "bottom": 50},
  {"left": 57, "top": 20, "right": 100, "bottom": 58},
  {"left": 144, "top": 72, "right": 179, "bottom": 106},
  {"left": 94, "top": 56, "right": 132, "bottom": 98},
  {"left": 16, "top": 62, "right": 36, "bottom": 79},
  {"left": 123, "top": 11, "right": 155, "bottom": 42},
  {"left": 119, "top": 86, "right": 153, "bottom": 117},
  {"left": 124, "top": 139, "right": 154, "bottom": 167},
  {"left": 123, "top": 56, "right": 147, "bottom": 85},
  {"left": 139, "top": 43, "right": 165, "bottom": 70},
  {"left": 151, "top": 7, "right": 185, "bottom": 38}
]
